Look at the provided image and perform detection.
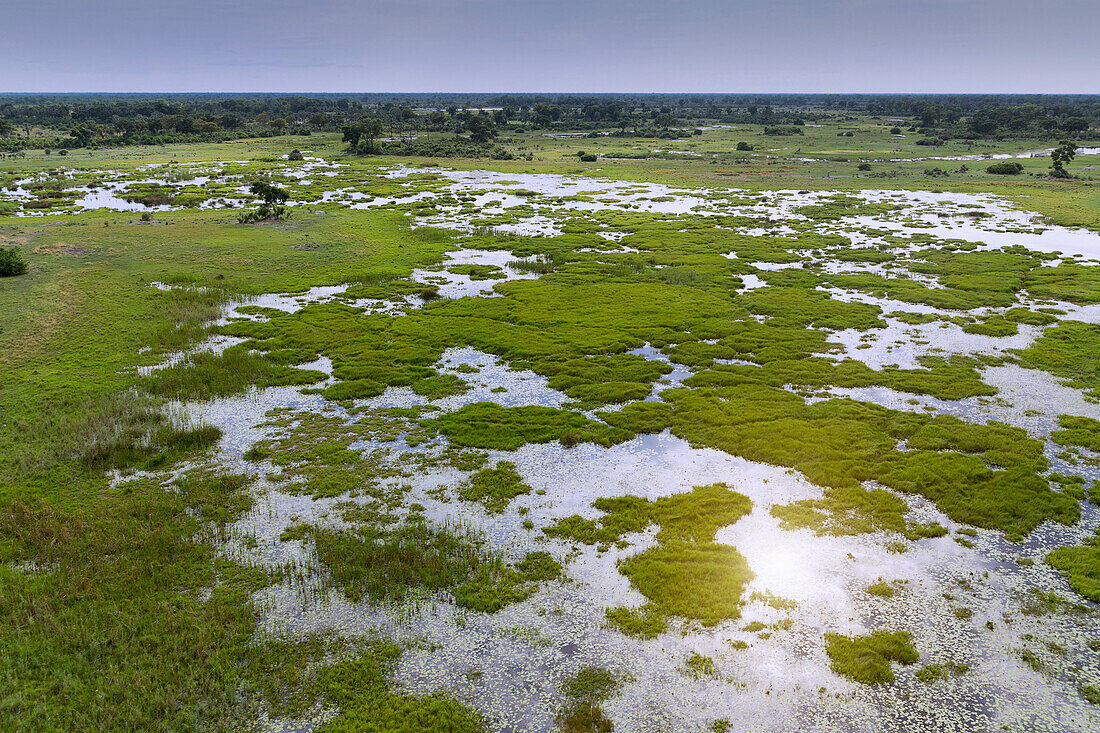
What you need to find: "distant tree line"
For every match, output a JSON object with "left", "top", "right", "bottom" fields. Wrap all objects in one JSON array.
[{"left": 0, "top": 93, "right": 1096, "bottom": 152}]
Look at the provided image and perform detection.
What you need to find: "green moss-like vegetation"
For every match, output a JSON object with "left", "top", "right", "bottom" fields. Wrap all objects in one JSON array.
[
  {"left": 825, "top": 630, "right": 919, "bottom": 684},
  {"left": 457, "top": 460, "right": 531, "bottom": 514},
  {"left": 604, "top": 606, "right": 668, "bottom": 639},
  {"left": 669, "top": 387, "right": 1077, "bottom": 541},
  {"left": 425, "top": 403, "right": 632, "bottom": 450},
  {"left": 315, "top": 649, "right": 485, "bottom": 733},
  {"left": 1046, "top": 530, "right": 1100, "bottom": 603},
  {"left": 866, "top": 579, "right": 898, "bottom": 598},
  {"left": 1051, "top": 415, "right": 1100, "bottom": 452},
  {"left": 681, "top": 652, "right": 719, "bottom": 680},
  {"left": 548, "top": 484, "right": 753, "bottom": 625},
  {"left": 1019, "top": 322, "right": 1100, "bottom": 400}
]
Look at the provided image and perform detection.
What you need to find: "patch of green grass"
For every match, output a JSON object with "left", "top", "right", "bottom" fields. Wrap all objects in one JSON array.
[
  {"left": 681, "top": 652, "right": 719, "bottom": 680},
  {"left": 144, "top": 346, "right": 326, "bottom": 401},
  {"left": 915, "top": 661, "right": 969, "bottom": 683},
  {"left": 0, "top": 473, "right": 268, "bottom": 731},
  {"left": 1019, "top": 321, "right": 1100, "bottom": 400},
  {"left": 425, "top": 402, "right": 632, "bottom": 450},
  {"left": 555, "top": 667, "right": 623, "bottom": 733},
  {"left": 866, "top": 579, "right": 898, "bottom": 598},
  {"left": 825, "top": 630, "right": 919, "bottom": 684},
  {"left": 1046, "top": 530, "right": 1100, "bottom": 602},
  {"left": 301, "top": 518, "right": 559, "bottom": 613},
  {"left": 1051, "top": 415, "right": 1100, "bottom": 452},
  {"left": 670, "top": 387, "right": 1076, "bottom": 541},
  {"left": 604, "top": 606, "right": 667, "bottom": 639},
  {"left": 457, "top": 460, "right": 531, "bottom": 514},
  {"left": 549, "top": 483, "right": 753, "bottom": 625}
]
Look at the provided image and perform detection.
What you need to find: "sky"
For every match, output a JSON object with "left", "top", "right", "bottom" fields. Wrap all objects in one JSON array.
[{"left": 2, "top": 0, "right": 1098, "bottom": 93}]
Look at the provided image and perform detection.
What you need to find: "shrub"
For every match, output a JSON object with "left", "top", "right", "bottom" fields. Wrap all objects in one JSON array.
[
  {"left": 736, "top": 141, "right": 753, "bottom": 151},
  {"left": 857, "top": 162, "right": 872, "bottom": 171},
  {"left": 0, "top": 246, "right": 27, "bottom": 276},
  {"left": 987, "top": 161, "right": 1023, "bottom": 175},
  {"left": 579, "top": 154, "right": 597, "bottom": 162},
  {"left": 890, "top": 127, "right": 902, "bottom": 135},
  {"left": 287, "top": 149, "right": 305, "bottom": 161}
]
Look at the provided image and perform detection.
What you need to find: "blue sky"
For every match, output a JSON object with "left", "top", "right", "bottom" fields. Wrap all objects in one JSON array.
[{"left": 2, "top": 0, "right": 1097, "bottom": 92}]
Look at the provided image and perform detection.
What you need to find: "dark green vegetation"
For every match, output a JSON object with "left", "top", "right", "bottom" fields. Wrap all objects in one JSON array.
[
  {"left": 549, "top": 484, "right": 753, "bottom": 628},
  {"left": 825, "top": 630, "right": 920, "bottom": 684},
  {"left": 301, "top": 521, "right": 560, "bottom": 613},
  {"left": 0, "top": 246, "right": 26, "bottom": 276},
  {"left": 4, "top": 93, "right": 1096, "bottom": 153},
  {"left": 555, "top": 667, "right": 624, "bottom": 733}
]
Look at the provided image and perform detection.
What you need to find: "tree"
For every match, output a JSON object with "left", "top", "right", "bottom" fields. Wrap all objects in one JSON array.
[
  {"left": 465, "top": 115, "right": 497, "bottom": 144},
  {"left": 0, "top": 119, "right": 13, "bottom": 136},
  {"left": 341, "top": 124, "right": 362, "bottom": 148},
  {"left": 343, "top": 117, "right": 384, "bottom": 153},
  {"left": 241, "top": 181, "right": 290, "bottom": 222},
  {"left": 1051, "top": 139, "right": 1077, "bottom": 178}
]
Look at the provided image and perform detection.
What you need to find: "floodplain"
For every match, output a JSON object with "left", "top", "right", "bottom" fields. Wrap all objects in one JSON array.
[{"left": 2, "top": 120, "right": 1100, "bottom": 733}]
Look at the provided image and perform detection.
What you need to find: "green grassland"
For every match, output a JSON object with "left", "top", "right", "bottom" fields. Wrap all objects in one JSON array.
[{"left": 1, "top": 119, "right": 1099, "bottom": 730}]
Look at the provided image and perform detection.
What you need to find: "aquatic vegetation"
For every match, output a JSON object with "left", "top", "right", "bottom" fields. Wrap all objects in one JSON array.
[
  {"left": 1046, "top": 531, "right": 1100, "bottom": 603},
  {"left": 144, "top": 346, "right": 325, "bottom": 401},
  {"left": 1019, "top": 321, "right": 1100, "bottom": 400},
  {"left": 604, "top": 606, "right": 667, "bottom": 639},
  {"left": 915, "top": 661, "right": 969, "bottom": 683},
  {"left": 303, "top": 519, "right": 559, "bottom": 613},
  {"left": 425, "top": 403, "right": 632, "bottom": 450},
  {"left": 670, "top": 386, "right": 1074, "bottom": 541},
  {"left": 1051, "top": 415, "right": 1100, "bottom": 452},
  {"left": 866, "top": 580, "right": 898, "bottom": 598},
  {"left": 680, "top": 652, "right": 719, "bottom": 680},
  {"left": 549, "top": 484, "right": 754, "bottom": 625},
  {"left": 825, "top": 630, "right": 919, "bottom": 684},
  {"left": 555, "top": 667, "right": 623, "bottom": 733},
  {"left": 457, "top": 460, "right": 532, "bottom": 514},
  {"left": 314, "top": 649, "right": 485, "bottom": 733}
]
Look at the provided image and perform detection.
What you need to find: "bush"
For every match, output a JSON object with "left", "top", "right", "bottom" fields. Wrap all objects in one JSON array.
[
  {"left": 986, "top": 161, "right": 1023, "bottom": 175},
  {"left": 0, "top": 247, "right": 27, "bottom": 276},
  {"left": 857, "top": 162, "right": 872, "bottom": 171},
  {"left": 890, "top": 127, "right": 902, "bottom": 135},
  {"left": 579, "top": 154, "right": 597, "bottom": 162},
  {"left": 736, "top": 141, "right": 753, "bottom": 151},
  {"left": 287, "top": 149, "right": 304, "bottom": 161}
]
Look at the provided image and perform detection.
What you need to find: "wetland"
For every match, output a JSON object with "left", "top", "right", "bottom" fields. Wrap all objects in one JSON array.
[{"left": 2, "top": 98, "right": 1100, "bottom": 732}]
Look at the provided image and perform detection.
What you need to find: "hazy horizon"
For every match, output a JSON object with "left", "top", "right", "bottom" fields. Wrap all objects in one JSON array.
[{"left": 3, "top": 0, "right": 1097, "bottom": 94}]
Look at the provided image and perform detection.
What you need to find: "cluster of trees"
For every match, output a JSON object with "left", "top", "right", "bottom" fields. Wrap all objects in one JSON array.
[{"left": 0, "top": 94, "right": 1095, "bottom": 152}]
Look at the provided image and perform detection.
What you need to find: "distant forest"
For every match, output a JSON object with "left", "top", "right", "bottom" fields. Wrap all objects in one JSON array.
[{"left": 0, "top": 93, "right": 1097, "bottom": 153}]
